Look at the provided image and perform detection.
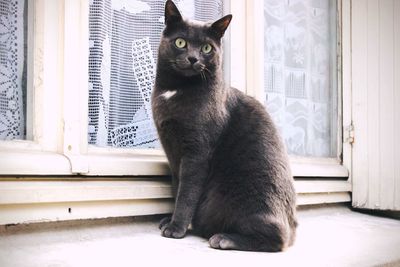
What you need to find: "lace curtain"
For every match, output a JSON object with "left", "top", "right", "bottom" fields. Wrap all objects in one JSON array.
[
  {"left": 264, "top": 0, "right": 337, "bottom": 157},
  {"left": 0, "top": 0, "right": 25, "bottom": 140},
  {"left": 88, "top": 0, "right": 223, "bottom": 148}
]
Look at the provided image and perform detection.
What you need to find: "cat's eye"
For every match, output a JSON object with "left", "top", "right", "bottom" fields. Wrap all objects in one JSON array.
[
  {"left": 201, "top": 43, "right": 213, "bottom": 54},
  {"left": 175, "top": 38, "right": 187, "bottom": 49}
]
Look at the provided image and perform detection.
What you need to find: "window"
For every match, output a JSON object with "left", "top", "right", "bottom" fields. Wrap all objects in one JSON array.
[
  {"left": 0, "top": 0, "right": 227, "bottom": 175},
  {"left": 263, "top": 0, "right": 338, "bottom": 158},
  {"left": 0, "top": 0, "right": 353, "bottom": 224},
  {"left": 87, "top": 0, "right": 223, "bottom": 149},
  {"left": 244, "top": 0, "right": 347, "bottom": 177},
  {"left": 0, "top": 0, "right": 73, "bottom": 175},
  {"left": 0, "top": 0, "right": 348, "bottom": 177}
]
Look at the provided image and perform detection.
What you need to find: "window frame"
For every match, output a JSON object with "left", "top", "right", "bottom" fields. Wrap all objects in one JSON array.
[
  {"left": 243, "top": 0, "right": 349, "bottom": 177},
  {"left": 62, "top": 0, "right": 235, "bottom": 176},
  {"left": 0, "top": 0, "right": 71, "bottom": 175},
  {"left": 0, "top": 0, "right": 350, "bottom": 178},
  {"left": 0, "top": 0, "right": 353, "bottom": 225}
]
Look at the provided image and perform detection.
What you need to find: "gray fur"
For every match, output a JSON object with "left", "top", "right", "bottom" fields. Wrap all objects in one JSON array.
[{"left": 151, "top": 0, "right": 297, "bottom": 252}]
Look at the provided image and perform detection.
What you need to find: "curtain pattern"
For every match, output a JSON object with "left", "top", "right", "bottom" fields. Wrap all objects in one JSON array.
[
  {"left": 0, "top": 0, "right": 25, "bottom": 140},
  {"left": 264, "top": 0, "right": 337, "bottom": 157},
  {"left": 88, "top": 0, "right": 223, "bottom": 148}
]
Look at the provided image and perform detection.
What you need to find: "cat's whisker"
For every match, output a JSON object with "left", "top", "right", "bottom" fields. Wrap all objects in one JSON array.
[
  {"left": 174, "top": 59, "right": 187, "bottom": 65},
  {"left": 200, "top": 71, "right": 208, "bottom": 86},
  {"left": 203, "top": 67, "right": 212, "bottom": 74}
]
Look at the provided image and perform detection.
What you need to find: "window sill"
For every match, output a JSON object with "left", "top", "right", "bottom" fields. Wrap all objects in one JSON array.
[
  {"left": 84, "top": 153, "right": 349, "bottom": 178},
  {"left": 0, "top": 148, "right": 348, "bottom": 177},
  {"left": 0, "top": 150, "right": 71, "bottom": 175},
  {"left": 0, "top": 178, "right": 351, "bottom": 225}
]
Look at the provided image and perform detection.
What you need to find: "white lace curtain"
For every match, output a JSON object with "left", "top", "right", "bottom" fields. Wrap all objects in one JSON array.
[
  {"left": 0, "top": 0, "right": 25, "bottom": 140},
  {"left": 88, "top": 0, "right": 223, "bottom": 148},
  {"left": 264, "top": 0, "right": 337, "bottom": 157}
]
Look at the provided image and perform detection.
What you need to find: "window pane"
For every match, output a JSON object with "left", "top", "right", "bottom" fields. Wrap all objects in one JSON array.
[
  {"left": 264, "top": 0, "right": 338, "bottom": 157},
  {"left": 88, "top": 0, "right": 223, "bottom": 148},
  {"left": 0, "top": 0, "right": 26, "bottom": 140}
]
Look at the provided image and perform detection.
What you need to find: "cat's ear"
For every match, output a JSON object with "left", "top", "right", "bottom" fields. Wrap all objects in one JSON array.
[
  {"left": 210, "top": 14, "right": 232, "bottom": 39},
  {"left": 165, "top": 0, "right": 183, "bottom": 25}
]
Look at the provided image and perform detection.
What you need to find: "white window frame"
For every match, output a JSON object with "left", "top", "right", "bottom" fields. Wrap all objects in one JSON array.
[
  {"left": 0, "top": 0, "right": 351, "bottom": 178},
  {"left": 0, "top": 0, "right": 71, "bottom": 175},
  {"left": 241, "top": 0, "right": 350, "bottom": 178},
  {"left": 0, "top": 0, "right": 353, "bottom": 225}
]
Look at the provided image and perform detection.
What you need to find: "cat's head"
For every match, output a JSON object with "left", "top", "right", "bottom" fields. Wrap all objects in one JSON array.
[{"left": 158, "top": 0, "right": 232, "bottom": 78}]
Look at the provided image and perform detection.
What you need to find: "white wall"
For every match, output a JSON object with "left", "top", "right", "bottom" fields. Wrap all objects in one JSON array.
[{"left": 352, "top": 0, "right": 400, "bottom": 210}]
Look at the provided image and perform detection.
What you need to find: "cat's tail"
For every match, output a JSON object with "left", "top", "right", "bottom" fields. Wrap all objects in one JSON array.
[{"left": 208, "top": 214, "right": 295, "bottom": 252}]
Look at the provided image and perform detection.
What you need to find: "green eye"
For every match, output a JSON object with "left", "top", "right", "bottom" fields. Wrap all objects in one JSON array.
[
  {"left": 202, "top": 43, "right": 213, "bottom": 54},
  {"left": 175, "top": 38, "right": 186, "bottom": 48}
]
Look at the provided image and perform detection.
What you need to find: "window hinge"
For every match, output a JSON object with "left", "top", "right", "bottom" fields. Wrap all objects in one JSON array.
[{"left": 345, "top": 123, "right": 355, "bottom": 145}]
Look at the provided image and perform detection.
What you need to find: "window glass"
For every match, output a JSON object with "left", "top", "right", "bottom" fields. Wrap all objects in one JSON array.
[
  {"left": 88, "top": 0, "right": 223, "bottom": 148},
  {"left": 0, "top": 0, "right": 27, "bottom": 140},
  {"left": 264, "top": 0, "right": 338, "bottom": 157}
]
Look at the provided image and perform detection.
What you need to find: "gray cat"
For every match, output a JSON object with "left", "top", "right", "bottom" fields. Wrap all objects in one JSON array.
[{"left": 151, "top": 0, "right": 297, "bottom": 252}]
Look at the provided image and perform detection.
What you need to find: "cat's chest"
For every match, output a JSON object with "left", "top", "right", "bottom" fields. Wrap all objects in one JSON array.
[
  {"left": 153, "top": 89, "right": 182, "bottom": 119},
  {"left": 159, "top": 90, "right": 178, "bottom": 101},
  {"left": 153, "top": 88, "right": 203, "bottom": 121}
]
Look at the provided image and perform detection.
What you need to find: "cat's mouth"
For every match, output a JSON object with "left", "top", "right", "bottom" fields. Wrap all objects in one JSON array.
[{"left": 171, "top": 60, "right": 206, "bottom": 77}]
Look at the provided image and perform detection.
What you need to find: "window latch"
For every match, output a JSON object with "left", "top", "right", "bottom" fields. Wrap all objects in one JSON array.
[{"left": 345, "top": 123, "right": 355, "bottom": 145}]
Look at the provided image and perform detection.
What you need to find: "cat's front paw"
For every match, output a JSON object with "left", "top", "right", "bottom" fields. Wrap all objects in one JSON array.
[
  {"left": 159, "top": 216, "right": 172, "bottom": 230},
  {"left": 160, "top": 221, "right": 186, "bottom": 239}
]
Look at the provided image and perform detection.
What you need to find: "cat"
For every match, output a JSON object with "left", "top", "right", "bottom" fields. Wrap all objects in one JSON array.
[{"left": 151, "top": 0, "right": 297, "bottom": 252}]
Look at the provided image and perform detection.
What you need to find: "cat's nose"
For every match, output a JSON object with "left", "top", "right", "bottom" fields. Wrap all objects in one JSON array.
[{"left": 188, "top": 57, "right": 198, "bottom": 65}]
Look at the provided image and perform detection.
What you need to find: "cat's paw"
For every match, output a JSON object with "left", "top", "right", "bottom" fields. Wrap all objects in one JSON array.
[
  {"left": 159, "top": 216, "right": 172, "bottom": 230},
  {"left": 209, "top": 234, "right": 236, "bottom": 250},
  {"left": 160, "top": 221, "right": 186, "bottom": 239}
]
